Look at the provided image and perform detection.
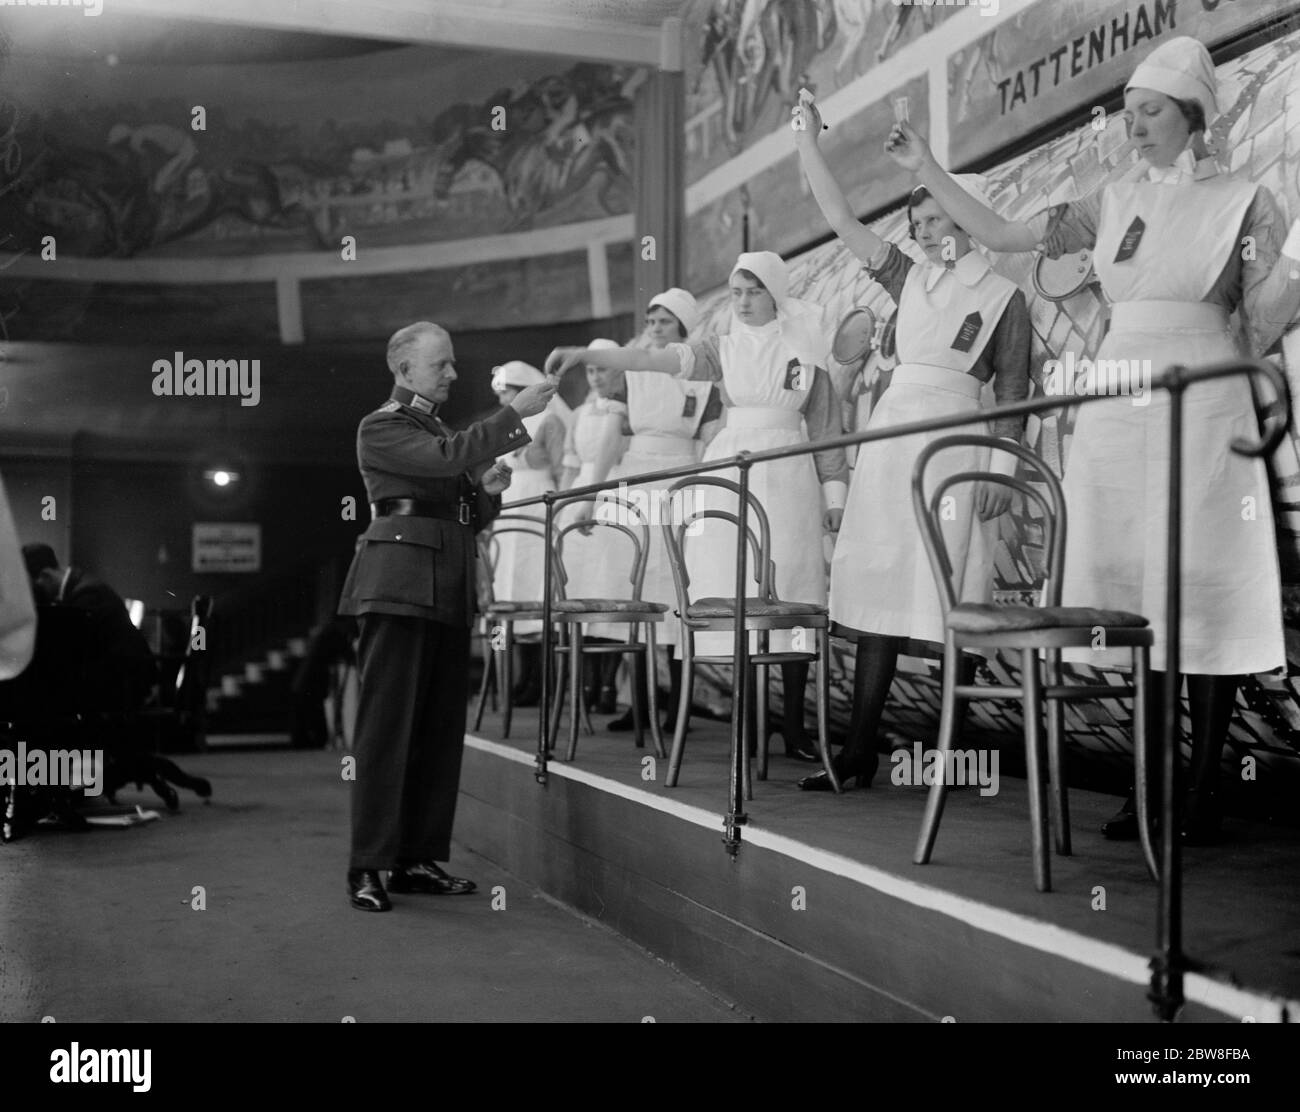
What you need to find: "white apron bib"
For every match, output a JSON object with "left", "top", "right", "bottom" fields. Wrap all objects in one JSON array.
[
  {"left": 597, "top": 372, "right": 711, "bottom": 646},
  {"left": 830, "top": 255, "right": 1016, "bottom": 646},
  {"left": 492, "top": 409, "right": 555, "bottom": 631},
  {"left": 1061, "top": 176, "right": 1283, "bottom": 674},
  {"left": 685, "top": 321, "right": 826, "bottom": 656}
]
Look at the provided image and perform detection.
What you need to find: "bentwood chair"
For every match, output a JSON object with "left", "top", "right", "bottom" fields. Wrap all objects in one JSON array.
[
  {"left": 547, "top": 494, "right": 668, "bottom": 761},
  {"left": 473, "top": 514, "right": 548, "bottom": 739},
  {"left": 910, "top": 435, "right": 1157, "bottom": 892},
  {"left": 661, "top": 476, "right": 840, "bottom": 795}
]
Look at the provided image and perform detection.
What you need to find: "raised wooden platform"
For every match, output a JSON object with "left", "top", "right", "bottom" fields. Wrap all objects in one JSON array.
[{"left": 456, "top": 709, "right": 1300, "bottom": 1023}]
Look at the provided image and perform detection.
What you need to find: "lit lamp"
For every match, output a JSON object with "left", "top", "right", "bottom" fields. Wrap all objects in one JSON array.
[{"left": 203, "top": 467, "right": 241, "bottom": 491}]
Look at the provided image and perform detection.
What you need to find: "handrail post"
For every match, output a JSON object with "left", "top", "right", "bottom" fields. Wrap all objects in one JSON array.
[
  {"left": 1150, "top": 365, "right": 1186, "bottom": 1022},
  {"left": 536, "top": 494, "right": 555, "bottom": 785},
  {"left": 725, "top": 455, "right": 752, "bottom": 854}
]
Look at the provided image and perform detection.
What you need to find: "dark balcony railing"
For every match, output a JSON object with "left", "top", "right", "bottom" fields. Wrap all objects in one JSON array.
[{"left": 500, "top": 357, "right": 1291, "bottom": 1023}]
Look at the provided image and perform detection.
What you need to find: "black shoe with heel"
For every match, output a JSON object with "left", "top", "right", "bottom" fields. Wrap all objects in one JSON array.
[{"left": 798, "top": 750, "right": 879, "bottom": 791}]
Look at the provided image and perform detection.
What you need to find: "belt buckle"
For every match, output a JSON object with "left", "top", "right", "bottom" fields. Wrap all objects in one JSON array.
[{"left": 458, "top": 502, "right": 471, "bottom": 526}]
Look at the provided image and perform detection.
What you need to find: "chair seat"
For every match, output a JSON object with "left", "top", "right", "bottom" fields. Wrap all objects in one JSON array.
[
  {"left": 487, "top": 601, "right": 544, "bottom": 614},
  {"left": 688, "top": 597, "right": 827, "bottom": 620},
  {"left": 553, "top": 599, "right": 669, "bottom": 614},
  {"left": 948, "top": 603, "right": 1149, "bottom": 634}
]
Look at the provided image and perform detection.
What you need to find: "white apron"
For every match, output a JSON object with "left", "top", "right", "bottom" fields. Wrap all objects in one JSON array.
[
  {"left": 557, "top": 402, "right": 628, "bottom": 632},
  {"left": 830, "top": 254, "right": 1016, "bottom": 646},
  {"left": 684, "top": 322, "right": 826, "bottom": 656},
  {"left": 1061, "top": 176, "right": 1284, "bottom": 675},
  {"left": 596, "top": 372, "right": 711, "bottom": 645},
  {"left": 491, "top": 409, "right": 556, "bottom": 632}
]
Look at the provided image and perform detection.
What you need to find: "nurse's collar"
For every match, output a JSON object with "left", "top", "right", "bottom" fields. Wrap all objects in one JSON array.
[{"left": 925, "top": 248, "right": 992, "bottom": 291}]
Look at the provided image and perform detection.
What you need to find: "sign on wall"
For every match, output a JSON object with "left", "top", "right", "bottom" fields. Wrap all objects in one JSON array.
[
  {"left": 948, "top": 0, "right": 1299, "bottom": 166},
  {"left": 192, "top": 523, "right": 261, "bottom": 573}
]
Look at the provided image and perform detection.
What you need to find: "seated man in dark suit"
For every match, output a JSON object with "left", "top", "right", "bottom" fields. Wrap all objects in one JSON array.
[{"left": 22, "top": 544, "right": 156, "bottom": 712}]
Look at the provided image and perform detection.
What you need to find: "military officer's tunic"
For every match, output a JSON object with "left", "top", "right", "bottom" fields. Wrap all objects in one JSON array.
[{"left": 339, "top": 383, "right": 529, "bottom": 870}]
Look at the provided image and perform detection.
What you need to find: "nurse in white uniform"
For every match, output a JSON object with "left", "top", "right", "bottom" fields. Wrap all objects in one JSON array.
[
  {"left": 891, "top": 36, "right": 1300, "bottom": 842},
  {"left": 792, "top": 93, "right": 1031, "bottom": 791},
  {"left": 606, "top": 288, "right": 710, "bottom": 732},
  {"left": 547, "top": 255, "right": 849, "bottom": 764},
  {"left": 489, "top": 360, "right": 568, "bottom": 704},
  {"left": 557, "top": 339, "right": 630, "bottom": 714}
]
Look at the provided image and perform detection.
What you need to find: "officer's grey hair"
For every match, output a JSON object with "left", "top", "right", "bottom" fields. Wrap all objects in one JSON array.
[{"left": 386, "top": 322, "right": 448, "bottom": 377}]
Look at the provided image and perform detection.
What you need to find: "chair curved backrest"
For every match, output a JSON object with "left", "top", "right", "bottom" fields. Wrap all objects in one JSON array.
[
  {"left": 550, "top": 492, "right": 651, "bottom": 602},
  {"left": 660, "top": 476, "right": 774, "bottom": 622},
  {"left": 911, "top": 435, "right": 1066, "bottom": 619},
  {"left": 484, "top": 513, "right": 548, "bottom": 605}
]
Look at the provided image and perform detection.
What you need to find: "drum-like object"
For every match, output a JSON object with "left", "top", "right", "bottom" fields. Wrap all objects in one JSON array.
[
  {"left": 831, "top": 306, "right": 877, "bottom": 365},
  {"left": 1032, "top": 248, "right": 1095, "bottom": 302}
]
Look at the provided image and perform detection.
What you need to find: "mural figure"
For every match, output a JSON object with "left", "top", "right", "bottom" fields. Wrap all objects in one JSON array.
[
  {"left": 431, "top": 65, "right": 635, "bottom": 230},
  {"left": 5, "top": 124, "right": 328, "bottom": 257},
  {"left": 700, "top": 0, "right": 836, "bottom": 152}
]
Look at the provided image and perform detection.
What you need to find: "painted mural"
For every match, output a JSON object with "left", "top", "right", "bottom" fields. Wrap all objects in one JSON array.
[
  {"left": 0, "top": 47, "right": 637, "bottom": 259},
  {"left": 686, "top": 30, "right": 1300, "bottom": 798},
  {"left": 687, "top": 0, "right": 957, "bottom": 173}
]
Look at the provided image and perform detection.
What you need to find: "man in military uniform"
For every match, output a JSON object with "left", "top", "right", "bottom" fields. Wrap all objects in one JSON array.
[{"left": 339, "top": 321, "right": 555, "bottom": 912}]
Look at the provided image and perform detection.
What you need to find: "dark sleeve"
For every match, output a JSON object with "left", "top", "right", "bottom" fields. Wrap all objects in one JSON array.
[
  {"left": 862, "top": 241, "right": 915, "bottom": 305},
  {"left": 803, "top": 368, "right": 849, "bottom": 485},
  {"left": 699, "top": 385, "right": 724, "bottom": 426},
  {"left": 987, "top": 290, "right": 1032, "bottom": 441},
  {"left": 359, "top": 406, "right": 529, "bottom": 480}
]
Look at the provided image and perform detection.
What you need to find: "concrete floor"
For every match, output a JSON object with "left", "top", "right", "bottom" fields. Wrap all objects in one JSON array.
[{"left": 0, "top": 750, "right": 748, "bottom": 1023}]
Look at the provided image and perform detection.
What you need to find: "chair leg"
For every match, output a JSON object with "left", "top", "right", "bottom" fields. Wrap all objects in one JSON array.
[
  {"left": 815, "top": 628, "right": 840, "bottom": 792},
  {"left": 501, "top": 622, "right": 515, "bottom": 739},
  {"left": 631, "top": 642, "right": 646, "bottom": 750},
  {"left": 646, "top": 624, "right": 665, "bottom": 760},
  {"left": 565, "top": 626, "right": 584, "bottom": 761},
  {"left": 1022, "top": 647, "right": 1051, "bottom": 893},
  {"left": 473, "top": 623, "right": 493, "bottom": 732},
  {"left": 915, "top": 637, "right": 963, "bottom": 866},
  {"left": 666, "top": 641, "right": 693, "bottom": 787},
  {"left": 1045, "top": 648, "right": 1070, "bottom": 857},
  {"left": 755, "top": 658, "right": 769, "bottom": 781},
  {"left": 1133, "top": 644, "right": 1159, "bottom": 882},
  {"left": 742, "top": 660, "right": 755, "bottom": 802}
]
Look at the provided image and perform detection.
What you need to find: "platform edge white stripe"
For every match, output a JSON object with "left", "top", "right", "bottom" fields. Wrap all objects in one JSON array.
[{"left": 465, "top": 734, "right": 1294, "bottom": 1021}]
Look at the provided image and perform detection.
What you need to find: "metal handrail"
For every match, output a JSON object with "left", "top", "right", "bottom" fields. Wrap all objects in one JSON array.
[{"left": 498, "top": 358, "right": 1290, "bottom": 1023}]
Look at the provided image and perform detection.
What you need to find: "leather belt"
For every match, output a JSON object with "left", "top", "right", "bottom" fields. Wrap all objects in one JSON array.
[{"left": 370, "top": 497, "right": 474, "bottom": 526}]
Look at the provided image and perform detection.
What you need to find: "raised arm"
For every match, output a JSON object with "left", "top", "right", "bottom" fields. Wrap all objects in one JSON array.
[
  {"left": 545, "top": 343, "right": 678, "bottom": 380},
  {"left": 886, "top": 121, "right": 1040, "bottom": 254},
  {"left": 791, "top": 94, "right": 886, "bottom": 267}
]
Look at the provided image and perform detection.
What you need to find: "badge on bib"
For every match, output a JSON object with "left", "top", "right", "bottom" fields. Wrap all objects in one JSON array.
[
  {"left": 950, "top": 312, "right": 983, "bottom": 354},
  {"left": 682, "top": 394, "right": 697, "bottom": 418},
  {"left": 1114, "top": 216, "right": 1145, "bottom": 263},
  {"left": 784, "top": 359, "right": 810, "bottom": 391}
]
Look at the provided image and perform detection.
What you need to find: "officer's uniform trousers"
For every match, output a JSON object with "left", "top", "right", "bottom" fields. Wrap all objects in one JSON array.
[{"left": 338, "top": 385, "right": 530, "bottom": 870}]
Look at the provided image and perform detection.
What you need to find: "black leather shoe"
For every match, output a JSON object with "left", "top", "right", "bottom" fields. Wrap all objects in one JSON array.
[
  {"left": 1101, "top": 798, "right": 1138, "bottom": 841},
  {"left": 607, "top": 710, "right": 636, "bottom": 732},
  {"left": 347, "top": 869, "right": 392, "bottom": 912},
  {"left": 798, "top": 752, "right": 878, "bottom": 791},
  {"left": 388, "top": 861, "right": 477, "bottom": 895}
]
